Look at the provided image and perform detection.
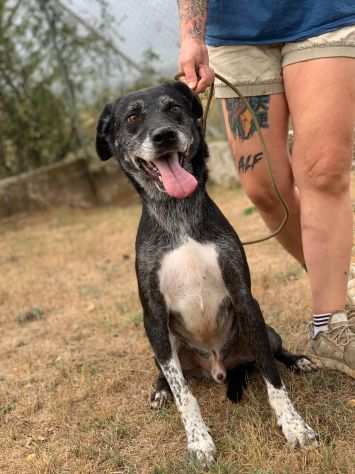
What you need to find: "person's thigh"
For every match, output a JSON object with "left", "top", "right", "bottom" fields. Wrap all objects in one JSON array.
[
  {"left": 212, "top": 43, "right": 305, "bottom": 263},
  {"left": 283, "top": 57, "right": 355, "bottom": 190},
  {"left": 210, "top": 43, "right": 293, "bottom": 208},
  {"left": 221, "top": 93, "right": 292, "bottom": 213}
]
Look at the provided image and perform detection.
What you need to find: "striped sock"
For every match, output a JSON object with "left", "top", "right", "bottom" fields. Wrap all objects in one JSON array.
[{"left": 312, "top": 313, "right": 331, "bottom": 337}]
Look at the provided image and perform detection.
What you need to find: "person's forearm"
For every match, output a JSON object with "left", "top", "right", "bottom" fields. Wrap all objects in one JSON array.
[{"left": 177, "top": 1, "right": 208, "bottom": 42}]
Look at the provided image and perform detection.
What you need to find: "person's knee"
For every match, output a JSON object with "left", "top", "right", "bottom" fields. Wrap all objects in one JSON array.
[
  {"left": 295, "top": 141, "right": 351, "bottom": 195},
  {"left": 242, "top": 179, "right": 290, "bottom": 215}
]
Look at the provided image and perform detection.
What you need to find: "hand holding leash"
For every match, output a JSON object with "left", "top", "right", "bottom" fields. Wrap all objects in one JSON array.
[{"left": 179, "top": 37, "right": 214, "bottom": 93}]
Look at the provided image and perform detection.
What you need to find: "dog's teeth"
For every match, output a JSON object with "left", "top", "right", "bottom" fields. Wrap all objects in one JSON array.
[{"left": 132, "top": 158, "right": 140, "bottom": 170}]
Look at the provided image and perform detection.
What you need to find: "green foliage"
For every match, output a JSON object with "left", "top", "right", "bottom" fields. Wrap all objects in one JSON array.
[{"left": 0, "top": 0, "right": 145, "bottom": 178}]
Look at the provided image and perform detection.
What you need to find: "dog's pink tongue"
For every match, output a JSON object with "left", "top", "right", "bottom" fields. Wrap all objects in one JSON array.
[{"left": 154, "top": 153, "right": 197, "bottom": 199}]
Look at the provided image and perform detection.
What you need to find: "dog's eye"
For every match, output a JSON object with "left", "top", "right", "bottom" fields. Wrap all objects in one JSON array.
[
  {"left": 127, "top": 114, "right": 139, "bottom": 124},
  {"left": 195, "top": 348, "right": 210, "bottom": 358},
  {"left": 169, "top": 105, "right": 181, "bottom": 113}
]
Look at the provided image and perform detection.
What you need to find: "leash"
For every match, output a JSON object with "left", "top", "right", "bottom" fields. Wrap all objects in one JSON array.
[{"left": 175, "top": 72, "right": 289, "bottom": 246}]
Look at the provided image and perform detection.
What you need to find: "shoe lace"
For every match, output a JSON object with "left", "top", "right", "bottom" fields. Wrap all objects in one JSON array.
[
  {"left": 345, "top": 303, "right": 355, "bottom": 321},
  {"left": 327, "top": 320, "right": 355, "bottom": 347}
]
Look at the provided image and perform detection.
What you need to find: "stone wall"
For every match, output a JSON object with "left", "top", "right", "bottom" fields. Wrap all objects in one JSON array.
[
  {"left": 1, "top": 134, "right": 354, "bottom": 219},
  {"left": 0, "top": 142, "right": 238, "bottom": 219},
  {"left": 0, "top": 158, "right": 133, "bottom": 219},
  {"left": 207, "top": 141, "right": 238, "bottom": 187}
]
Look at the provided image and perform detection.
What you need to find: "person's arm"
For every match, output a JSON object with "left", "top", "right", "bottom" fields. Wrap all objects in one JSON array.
[{"left": 177, "top": 1, "right": 214, "bottom": 93}]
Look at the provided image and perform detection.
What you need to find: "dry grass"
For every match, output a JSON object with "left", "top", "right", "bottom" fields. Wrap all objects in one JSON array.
[{"left": 0, "top": 179, "right": 354, "bottom": 474}]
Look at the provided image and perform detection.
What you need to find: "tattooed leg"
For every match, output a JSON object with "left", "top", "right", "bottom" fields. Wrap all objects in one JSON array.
[{"left": 222, "top": 94, "right": 305, "bottom": 266}]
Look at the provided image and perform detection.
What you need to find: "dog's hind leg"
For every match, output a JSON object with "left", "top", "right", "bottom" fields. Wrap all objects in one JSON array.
[
  {"left": 226, "top": 362, "right": 255, "bottom": 403},
  {"left": 275, "top": 348, "right": 319, "bottom": 372},
  {"left": 150, "top": 360, "right": 173, "bottom": 409},
  {"left": 266, "top": 325, "right": 318, "bottom": 372}
]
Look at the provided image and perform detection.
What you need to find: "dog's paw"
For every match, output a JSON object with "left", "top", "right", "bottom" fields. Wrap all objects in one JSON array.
[
  {"left": 279, "top": 414, "right": 318, "bottom": 448},
  {"left": 294, "top": 357, "right": 319, "bottom": 372},
  {"left": 150, "top": 389, "right": 172, "bottom": 409},
  {"left": 187, "top": 430, "right": 216, "bottom": 467}
]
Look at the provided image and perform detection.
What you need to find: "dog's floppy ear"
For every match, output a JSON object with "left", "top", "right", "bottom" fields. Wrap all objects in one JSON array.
[
  {"left": 96, "top": 103, "right": 115, "bottom": 161},
  {"left": 172, "top": 81, "right": 203, "bottom": 119}
]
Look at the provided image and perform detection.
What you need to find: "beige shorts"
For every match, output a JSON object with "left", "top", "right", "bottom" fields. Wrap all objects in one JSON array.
[{"left": 208, "top": 25, "right": 355, "bottom": 97}]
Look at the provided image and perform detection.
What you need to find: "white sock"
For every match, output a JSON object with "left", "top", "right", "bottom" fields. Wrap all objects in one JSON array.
[{"left": 312, "top": 312, "right": 331, "bottom": 338}]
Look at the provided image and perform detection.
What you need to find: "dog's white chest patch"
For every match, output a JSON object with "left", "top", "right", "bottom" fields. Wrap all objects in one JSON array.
[{"left": 158, "top": 238, "right": 227, "bottom": 344}]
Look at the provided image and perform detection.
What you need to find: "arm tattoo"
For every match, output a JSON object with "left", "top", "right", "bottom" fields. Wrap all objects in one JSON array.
[
  {"left": 226, "top": 96, "right": 270, "bottom": 141},
  {"left": 177, "top": 1, "right": 208, "bottom": 40}
]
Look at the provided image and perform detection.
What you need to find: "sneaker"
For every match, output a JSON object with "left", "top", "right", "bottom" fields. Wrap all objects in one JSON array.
[
  {"left": 347, "top": 264, "right": 355, "bottom": 305},
  {"left": 346, "top": 264, "right": 355, "bottom": 332},
  {"left": 346, "top": 304, "right": 355, "bottom": 333},
  {"left": 307, "top": 311, "right": 355, "bottom": 379}
]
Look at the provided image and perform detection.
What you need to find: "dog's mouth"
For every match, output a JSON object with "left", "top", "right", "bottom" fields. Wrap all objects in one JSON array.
[{"left": 136, "top": 152, "right": 198, "bottom": 199}]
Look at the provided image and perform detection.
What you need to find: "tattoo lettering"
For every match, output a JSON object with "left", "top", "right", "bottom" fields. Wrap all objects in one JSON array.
[
  {"left": 238, "top": 152, "right": 264, "bottom": 173},
  {"left": 226, "top": 96, "right": 270, "bottom": 141}
]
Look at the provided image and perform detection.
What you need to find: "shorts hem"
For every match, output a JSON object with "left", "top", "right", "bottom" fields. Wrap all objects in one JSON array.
[
  {"left": 283, "top": 45, "right": 355, "bottom": 66},
  {"left": 214, "top": 81, "right": 284, "bottom": 98}
]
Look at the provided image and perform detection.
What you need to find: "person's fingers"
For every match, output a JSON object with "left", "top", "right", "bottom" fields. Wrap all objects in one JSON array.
[
  {"left": 181, "top": 61, "right": 198, "bottom": 90},
  {"left": 195, "top": 64, "right": 215, "bottom": 94}
]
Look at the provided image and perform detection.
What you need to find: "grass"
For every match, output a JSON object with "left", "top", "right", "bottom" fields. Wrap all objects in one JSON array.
[{"left": 0, "top": 180, "right": 354, "bottom": 474}]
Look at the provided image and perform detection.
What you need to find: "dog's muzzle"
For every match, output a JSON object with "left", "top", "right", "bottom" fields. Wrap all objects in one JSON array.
[{"left": 138, "top": 128, "right": 198, "bottom": 199}]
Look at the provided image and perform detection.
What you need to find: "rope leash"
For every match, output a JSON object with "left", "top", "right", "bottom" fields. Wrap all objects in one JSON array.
[{"left": 175, "top": 71, "right": 289, "bottom": 246}]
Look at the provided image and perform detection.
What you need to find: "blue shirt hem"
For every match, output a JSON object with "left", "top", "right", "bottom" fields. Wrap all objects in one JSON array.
[{"left": 206, "top": 16, "right": 355, "bottom": 46}]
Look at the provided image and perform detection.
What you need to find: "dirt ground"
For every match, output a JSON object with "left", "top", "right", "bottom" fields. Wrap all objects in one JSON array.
[{"left": 0, "top": 179, "right": 354, "bottom": 474}]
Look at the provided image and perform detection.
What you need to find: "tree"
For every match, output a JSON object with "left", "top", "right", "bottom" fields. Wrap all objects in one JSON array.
[{"left": 0, "top": 0, "right": 142, "bottom": 178}]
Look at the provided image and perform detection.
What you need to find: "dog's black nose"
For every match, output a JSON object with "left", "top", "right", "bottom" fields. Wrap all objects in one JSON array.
[
  {"left": 151, "top": 128, "right": 177, "bottom": 146},
  {"left": 216, "top": 372, "right": 226, "bottom": 383}
]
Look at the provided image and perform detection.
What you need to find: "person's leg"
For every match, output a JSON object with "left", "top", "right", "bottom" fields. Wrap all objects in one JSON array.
[
  {"left": 283, "top": 58, "right": 355, "bottom": 314},
  {"left": 221, "top": 94, "right": 305, "bottom": 265},
  {"left": 283, "top": 57, "right": 355, "bottom": 377}
]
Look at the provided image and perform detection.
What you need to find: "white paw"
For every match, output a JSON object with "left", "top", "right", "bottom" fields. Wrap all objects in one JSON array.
[
  {"left": 150, "top": 389, "right": 172, "bottom": 409},
  {"left": 295, "top": 357, "right": 319, "bottom": 372},
  {"left": 187, "top": 430, "right": 216, "bottom": 466},
  {"left": 279, "top": 415, "right": 318, "bottom": 448}
]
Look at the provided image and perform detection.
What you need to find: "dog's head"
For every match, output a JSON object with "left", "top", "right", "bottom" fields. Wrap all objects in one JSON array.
[{"left": 96, "top": 81, "right": 207, "bottom": 200}]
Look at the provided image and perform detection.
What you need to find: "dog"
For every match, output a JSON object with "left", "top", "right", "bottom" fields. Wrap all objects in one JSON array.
[{"left": 96, "top": 81, "right": 318, "bottom": 465}]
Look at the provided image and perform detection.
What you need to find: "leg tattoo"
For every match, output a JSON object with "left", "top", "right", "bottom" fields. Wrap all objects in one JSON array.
[{"left": 226, "top": 95, "right": 270, "bottom": 141}]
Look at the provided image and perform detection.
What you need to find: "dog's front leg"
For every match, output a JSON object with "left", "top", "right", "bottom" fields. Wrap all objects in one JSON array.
[
  {"left": 263, "top": 377, "right": 318, "bottom": 448},
  {"left": 246, "top": 298, "right": 318, "bottom": 448},
  {"left": 143, "top": 305, "right": 216, "bottom": 465},
  {"left": 219, "top": 256, "right": 318, "bottom": 448},
  {"left": 243, "top": 297, "right": 318, "bottom": 448}
]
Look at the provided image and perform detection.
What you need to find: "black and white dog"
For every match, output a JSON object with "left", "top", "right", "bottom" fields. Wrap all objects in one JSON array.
[{"left": 96, "top": 81, "right": 318, "bottom": 464}]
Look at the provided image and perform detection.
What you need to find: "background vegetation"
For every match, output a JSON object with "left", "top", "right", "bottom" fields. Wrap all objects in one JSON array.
[{"left": 0, "top": 0, "right": 165, "bottom": 179}]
